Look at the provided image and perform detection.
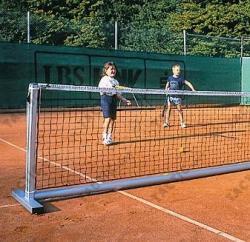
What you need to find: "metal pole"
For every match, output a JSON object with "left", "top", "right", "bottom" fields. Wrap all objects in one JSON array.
[
  {"left": 183, "top": 29, "right": 187, "bottom": 55},
  {"left": 12, "top": 83, "right": 44, "bottom": 214},
  {"left": 27, "top": 11, "right": 31, "bottom": 43},
  {"left": 115, "top": 21, "right": 118, "bottom": 50},
  {"left": 240, "top": 36, "right": 244, "bottom": 58}
]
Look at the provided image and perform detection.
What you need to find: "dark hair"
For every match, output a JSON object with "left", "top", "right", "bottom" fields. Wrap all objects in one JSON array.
[{"left": 102, "top": 61, "right": 117, "bottom": 76}]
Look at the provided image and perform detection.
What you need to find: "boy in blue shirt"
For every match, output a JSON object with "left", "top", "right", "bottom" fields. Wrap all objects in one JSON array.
[{"left": 164, "top": 64, "right": 196, "bottom": 128}]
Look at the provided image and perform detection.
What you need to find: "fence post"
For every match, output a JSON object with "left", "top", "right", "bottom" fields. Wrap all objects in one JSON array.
[
  {"left": 183, "top": 29, "right": 187, "bottom": 55},
  {"left": 240, "top": 36, "right": 244, "bottom": 58},
  {"left": 27, "top": 11, "right": 31, "bottom": 43},
  {"left": 115, "top": 21, "right": 118, "bottom": 50}
]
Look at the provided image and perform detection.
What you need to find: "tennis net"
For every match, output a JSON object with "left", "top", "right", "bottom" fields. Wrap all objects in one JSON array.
[{"left": 33, "top": 84, "right": 250, "bottom": 190}]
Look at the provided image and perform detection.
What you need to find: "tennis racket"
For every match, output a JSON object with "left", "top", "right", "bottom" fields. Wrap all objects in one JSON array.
[
  {"left": 115, "top": 85, "right": 128, "bottom": 90},
  {"left": 115, "top": 85, "right": 140, "bottom": 107}
]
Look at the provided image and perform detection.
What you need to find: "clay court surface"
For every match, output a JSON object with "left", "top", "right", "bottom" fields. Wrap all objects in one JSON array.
[{"left": 1, "top": 111, "right": 250, "bottom": 242}]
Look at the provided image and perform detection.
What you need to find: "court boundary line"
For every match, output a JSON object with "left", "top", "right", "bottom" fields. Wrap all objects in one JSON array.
[
  {"left": 0, "top": 137, "right": 245, "bottom": 242},
  {"left": 0, "top": 204, "right": 20, "bottom": 208},
  {"left": 118, "top": 191, "right": 245, "bottom": 242}
]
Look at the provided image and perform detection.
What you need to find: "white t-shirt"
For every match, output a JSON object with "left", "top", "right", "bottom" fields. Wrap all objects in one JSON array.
[{"left": 98, "top": 76, "right": 119, "bottom": 96}]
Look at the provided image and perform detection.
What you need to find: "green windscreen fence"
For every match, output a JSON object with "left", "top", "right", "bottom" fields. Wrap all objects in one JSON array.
[{"left": 0, "top": 42, "right": 241, "bottom": 110}]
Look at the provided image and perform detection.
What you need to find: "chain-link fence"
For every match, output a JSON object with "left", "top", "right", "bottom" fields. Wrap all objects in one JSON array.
[
  {"left": 185, "top": 32, "right": 250, "bottom": 58},
  {"left": 1, "top": 11, "right": 250, "bottom": 58},
  {"left": 117, "top": 22, "right": 184, "bottom": 55}
]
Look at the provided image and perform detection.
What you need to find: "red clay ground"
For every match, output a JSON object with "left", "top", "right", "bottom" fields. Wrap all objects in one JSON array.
[{"left": 0, "top": 112, "right": 250, "bottom": 242}]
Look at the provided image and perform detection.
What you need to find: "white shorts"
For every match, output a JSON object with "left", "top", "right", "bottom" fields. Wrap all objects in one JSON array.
[{"left": 168, "top": 96, "right": 182, "bottom": 105}]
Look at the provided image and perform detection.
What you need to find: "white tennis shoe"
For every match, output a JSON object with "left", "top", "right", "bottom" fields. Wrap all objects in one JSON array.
[
  {"left": 181, "top": 122, "right": 186, "bottom": 128},
  {"left": 103, "top": 133, "right": 113, "bottom": 145},
  {"left": 106, "top": 133, "right": 113, "bottom": 145},
  {"left": 163, "top": 122, "right": 170, "bottom": 128}
]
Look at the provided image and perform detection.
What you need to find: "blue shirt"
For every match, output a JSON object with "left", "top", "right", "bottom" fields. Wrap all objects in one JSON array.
[{"left": 167, "top": 75, "right": 185, "bottom": 90}]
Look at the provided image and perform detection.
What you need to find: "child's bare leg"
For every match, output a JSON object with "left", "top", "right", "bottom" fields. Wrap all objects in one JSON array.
[
  {"left": 103, "top": 118, "right": 111, "bottom": 137},
  {"left": 164, "top": 102, "right": 171, "bottom": 127},
  {"left": 103, "top": 118, "right": 115, "bottom": 144},
  {"left": 105, "top": 118, "right": 115, "bottom": 143},
  {"left": 177, "top": 104, "right": 186, "bottom": 127},
  {"left": 108, "top": 118, "right": 115, "bottom": 134},
  {"left": 166, "top": 107, "right": 171, "bottom": 123}
]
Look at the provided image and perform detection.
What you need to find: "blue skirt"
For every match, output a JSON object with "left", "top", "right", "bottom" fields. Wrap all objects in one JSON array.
[{"left": 100, "top": 95, "right": 117, "bottom": 119}]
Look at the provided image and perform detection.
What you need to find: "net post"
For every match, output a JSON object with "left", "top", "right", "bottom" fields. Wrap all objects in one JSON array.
[
  {"left": 25, "top": 83, "right": 39, "bottom": 200},
  {"left": 12, "top": 83, "right": 44, "bottom": 214}
]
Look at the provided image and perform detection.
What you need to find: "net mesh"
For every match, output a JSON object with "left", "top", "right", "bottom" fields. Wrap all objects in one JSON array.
[{"left": 34, "top": 85, "right": 250, "bottom": 190}]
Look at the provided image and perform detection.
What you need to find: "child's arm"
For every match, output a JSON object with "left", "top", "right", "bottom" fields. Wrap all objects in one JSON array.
[
  {"left": 184, "top": 80, "right": 196, "bottom": 91},
  {"left": 165, "top": 81, "right": 170, "bottom": 90},
  {"left": 117, "top": 94, "right": 131, "bottom": 105}
]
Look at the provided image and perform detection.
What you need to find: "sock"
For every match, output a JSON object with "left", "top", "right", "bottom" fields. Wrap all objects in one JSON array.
[
  {"left": 102, "top": 132, "right": 107, "bottom": 140},
  {"left": 107, "top": 132, "right": 112, "bottom": 140}
]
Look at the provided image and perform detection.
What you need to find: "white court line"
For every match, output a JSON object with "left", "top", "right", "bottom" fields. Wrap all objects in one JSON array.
[
  {"left": 0, "top": 204, "right": 20, "bottom": 208},
  {"left": 0, "top": 137, "right": 245, "bottom": 242},
  {"left": 0, "top": 137, "right": 88, "bottom": 179},
  {"left": 118, "top": 191, "right": 245, "bottom": 242},
  {"left": 0, "top": 137, "right": 26, "bottom": 152}
]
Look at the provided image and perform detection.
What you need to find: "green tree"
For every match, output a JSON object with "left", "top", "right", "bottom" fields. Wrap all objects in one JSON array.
[
  {"left": 0, "top": 0, "right": 28, "bottom": 42},
  {"left": 168, "top": 0, "right": 250, "bottom": 56},
  {"left": 119, "top": 0, "right": 181, "bottom": 54},
  {"left": 170, "top": 0, "right": 250, "bottom": 37},
  {"left": 2, "top": 0, "right": 250, "bottom": 56},
  {"left": 27, "top": 0, "right": 147, "bottom": 47},
  {"left": 28, "top": 0, "right": 108, "bottom": 47}
]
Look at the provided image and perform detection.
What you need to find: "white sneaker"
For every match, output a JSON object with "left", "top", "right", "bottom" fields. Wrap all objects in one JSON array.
[
  {"left": 163, "top": 123, "right": 170, "bottom": 128},
  {"left": 102, "top": 133, "right": 113, "bottom": 145},
  {"left": 102, "top": 133, "right": 109, "bottom": 145},
  {"left": 106, "top": 133, "right": 113, "bottom": 144},
  {"left": 103, "top": 138, "right": 111, "bottom": 145},
  {"left": 181, "top": 122, "right": 186, "bottom": 128}
]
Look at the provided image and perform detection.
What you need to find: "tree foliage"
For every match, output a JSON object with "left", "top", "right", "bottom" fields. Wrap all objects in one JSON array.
[
  {"left": 119, "top": 0, "right": 182, "bottom": 53},
  {"left": 170, "top": 0, "right": 250, "bottom": 37},
  {"left": 1, "top": 0, "right": 250, "bottom": 56},
  {"left": 0, "top": 0, "right": 28, "bottom": 42}
]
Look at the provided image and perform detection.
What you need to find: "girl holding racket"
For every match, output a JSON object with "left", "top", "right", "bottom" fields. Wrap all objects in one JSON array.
[{"left": 98, "top": 62, "right": 131, "bottom": 145}]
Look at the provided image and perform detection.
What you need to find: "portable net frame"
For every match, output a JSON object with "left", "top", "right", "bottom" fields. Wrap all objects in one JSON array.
[{"left": 13, "top": 83, "right": 250, "bottom": 213}]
